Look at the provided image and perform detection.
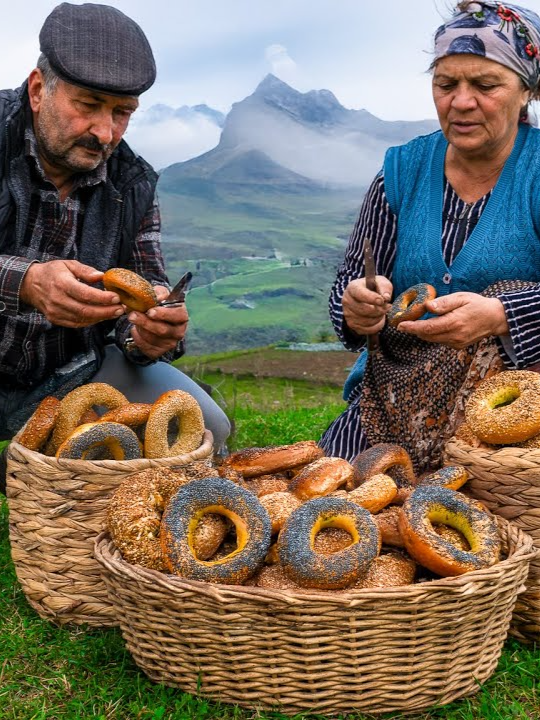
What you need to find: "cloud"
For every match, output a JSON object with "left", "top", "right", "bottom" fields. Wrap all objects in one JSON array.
[
  {"left": 126, "top": 113, "right": 221, "bottom": 170},
  {"left": 264, "top": 44, "right": 299, "bottom": 85}
]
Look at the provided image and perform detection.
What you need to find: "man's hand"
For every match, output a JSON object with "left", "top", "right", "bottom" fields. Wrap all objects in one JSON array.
[
  {"left": 20, "top": 260, "right": 124, "bottom": 327},
  {"left": 397, "top": 292, "right": 509, "bottom": 348},
  {"left": 342, "top": 276, "right": 393, "bottom": 336},
  {"left": 127, "top": 285, "right": 189, "bottom": 359}
]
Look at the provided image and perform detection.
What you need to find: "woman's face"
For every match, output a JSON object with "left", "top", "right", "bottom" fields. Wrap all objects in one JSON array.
[{"left": 432, "top": 55, "right": 530, "bottom": 159}]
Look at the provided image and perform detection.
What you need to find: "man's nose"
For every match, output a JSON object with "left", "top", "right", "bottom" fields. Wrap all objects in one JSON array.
[{"left": 90, "top": 110, "right": 114, "bottom": 145}]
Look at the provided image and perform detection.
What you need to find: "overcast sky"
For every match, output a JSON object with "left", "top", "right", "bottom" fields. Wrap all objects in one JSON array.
[{"left": 3, "top": 0, "right": 537, "bottom": 167}]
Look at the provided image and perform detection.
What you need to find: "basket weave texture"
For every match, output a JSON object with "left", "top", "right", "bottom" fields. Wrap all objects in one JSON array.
[
  {"left": 6, "top": 430, "right": 213, "bottom": 627},
  {"left": 95, "top": 516, "right": 535, "bottom": 716},
  {"left": 445, "top": 436, "right": 540, "bottom": 643}
]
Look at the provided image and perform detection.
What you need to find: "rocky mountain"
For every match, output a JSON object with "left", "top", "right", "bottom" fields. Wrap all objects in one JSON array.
[
  {"left": 156, "top": 76, "right": 439, "bottom": 353},
  {"left": 159, "top": 74, "right": 439, "bottom": 190}
]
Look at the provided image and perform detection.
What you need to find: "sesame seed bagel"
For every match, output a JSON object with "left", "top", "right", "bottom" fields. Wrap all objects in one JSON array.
[
  {"left": 387, "top": 283, "right": 437, "bottom": 327},
  {"left": 352, "top": 443, "right": 417, "bottom": 487},
  {"left": 465, "top": 370, "right": 540, "bottom": 444},
  {"left": 99, "top": 403, "right": 152, "bottom": 429},
  {"left": 398, "top": 487, "right": 500, "bottom": 577},
  {"left": 277, "top": 497, "right": 381, "bottom": 590},
  {"left": 18, "top": 396, "right": 61, "bottom": 452},
  {"left": 50, "top": 382, "right": 128, "bottom": 454},
  {"left": 354, "top": 550, "right": 416, "bottom": 589},
  {"left": 238, "top": 474, "right": 290, "bottom": 497},
  {"left": 347, "top": 473, "right": 398, "bottom": 513},
  {"left": 55, "top": 421, "right": 142, "bottom": 460},
  {"left": 289, "top": 456, "right": 357, "bottom": 500},
  {"left": 160, "top": 476, "right": 272, "bottom": 584},
  {"left": 107, "top": 468, "right": 192, "bottom": 570},
  {"left": 219, "top": 440, "right": 324, "bottom": 479},
  {"left": 144, "top": 389, "right": 205, "bottom": 458},
  {"left": 102, "top": 267, "right": 158, "bottom": 313},
  {"left": 259, "top": 491, "right": 302, "bottom": 534}
]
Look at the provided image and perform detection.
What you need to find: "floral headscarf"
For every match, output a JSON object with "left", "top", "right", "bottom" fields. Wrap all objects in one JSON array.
[{"left": 433, "top": 2, "right": 540, "bottom": 98}]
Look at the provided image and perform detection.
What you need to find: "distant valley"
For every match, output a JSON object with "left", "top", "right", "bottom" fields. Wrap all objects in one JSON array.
[{"left": 155, "top": 75, "right": 439, "bottom": 354}]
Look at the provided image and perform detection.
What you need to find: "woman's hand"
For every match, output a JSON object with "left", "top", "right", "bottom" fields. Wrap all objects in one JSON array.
[
  {"left": 20, "top": 260, "right": 124, "bottom": 327},
  {"left": 397, "top": 292, "right": 509, "bottom": 348},
  {"left": 127, "top": 285, "right": 189, "bottom": 360},
  {"left": 342, "top": 276, "right": 393, "bottom": 336}
]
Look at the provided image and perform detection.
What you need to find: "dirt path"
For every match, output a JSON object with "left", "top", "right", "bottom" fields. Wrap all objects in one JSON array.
[{"left": 194, "top": 349, "right": 356, "bottom": 386}]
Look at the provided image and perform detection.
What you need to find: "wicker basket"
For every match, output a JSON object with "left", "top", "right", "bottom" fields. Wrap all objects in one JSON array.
[
  {"left": 445, "top": 436, "right": 540, "bottom": 643},
  {"left": 94, "top": 517, "right": 535, "bottom": 716},
  {"left": 6, "top": 430, "right": 214, "bottom": 627}
]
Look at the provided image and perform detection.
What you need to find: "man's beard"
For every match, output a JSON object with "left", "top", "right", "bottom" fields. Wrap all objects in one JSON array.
[{"left": 35, "top": 113, "right": 113, "bottom": 173}]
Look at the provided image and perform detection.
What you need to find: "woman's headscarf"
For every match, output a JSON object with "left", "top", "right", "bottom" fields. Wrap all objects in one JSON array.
[{"left": 433, "top": 2, "right": 540, "bottom": 98}]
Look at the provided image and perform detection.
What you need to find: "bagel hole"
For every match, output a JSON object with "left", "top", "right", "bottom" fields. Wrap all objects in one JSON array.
[
  {"left": 167, "top": 417, "right": 181, "bottom": 446},
  {"left": 491, "top": 388, "right": 520, "bottom": 409},
  {"left": 433, "top": 523, "right": 471, "bottom": 551},
  {"left": 191, "top": 511, "right": 234, "bottom": 561},
  {"left": 313, "top": 526, "right": 353, "bottom": 554}
]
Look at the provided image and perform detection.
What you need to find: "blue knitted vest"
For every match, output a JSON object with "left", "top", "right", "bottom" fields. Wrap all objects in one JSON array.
[{"left": 383, "top": 123, "right": 540, "bottom": 298}]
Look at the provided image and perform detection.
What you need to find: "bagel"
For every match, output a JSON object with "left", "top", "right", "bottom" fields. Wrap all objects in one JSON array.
[
  {"left": 347, "top": 473, "right": 398, "bottom": 513},
  {"left": 238, "top": 474, "right": 290, "bottom": 497},
  {"left": 465, "top": 370, "right": 540, "bottom": 444},
  {"left": 18, "top": 396, "right": 61, "bottom": 452},
  {"left": 289, "top": 456, "right": 357, "bottom": 500},
  {"left": 373, "top": 505, "right": 404, "bottom": 548},
  {"left": 160, "top": 476, "right": 272, "bottom": 584},
  {"left": 220, "top": 440, "right": 324, "bottom": 479},
  {"left": 387, "top": 283, "right": 437, "bottom": 327},
  {"left": 50, "top": 382, "right": 128, "bottom": 453},
  {"left": 144, "top": 390, "right": 205, "bottom": 458},
  {"left": 418, "top": 465, "right": 469, "bottom": 492},
  {"left": 258, "top": 491, "right": 302, "bottom": 534},
  {"left": 354, "top": 550, "right": 416, "bottom": 588},
  {"left": 102, "top": 267, "right": 158, "bottom": 313},
  {"left": 352, "top": 443, "right": 417, "bottom": 487},
  {"left": 99, "top": 403, "right": 152, "bottom": 430},
  {"left": 55, "top": 421, "right": 142, "bottom": 460},
  {"left": 277, "top": 497, "right": 380, "bottom": 590},
  {"left": 398, "top": 486, "right": 500, "bottom": 576}
]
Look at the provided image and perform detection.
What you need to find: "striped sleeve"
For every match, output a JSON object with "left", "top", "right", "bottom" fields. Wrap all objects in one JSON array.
[
  {"left": 498, "top": 288, "right": 540, "bottom": 367},
  {"left": 329, "top": 173, "right": 397, "bottom": 350}
]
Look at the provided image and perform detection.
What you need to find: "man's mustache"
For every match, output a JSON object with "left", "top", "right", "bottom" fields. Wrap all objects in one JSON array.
[{"left": 75, "top": 137, "right": 110, "bottom": 153}]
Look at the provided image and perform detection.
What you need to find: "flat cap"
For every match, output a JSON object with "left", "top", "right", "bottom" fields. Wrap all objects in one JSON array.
[{"left": 39, "top": 2, "right": 156, "bottom": 96}]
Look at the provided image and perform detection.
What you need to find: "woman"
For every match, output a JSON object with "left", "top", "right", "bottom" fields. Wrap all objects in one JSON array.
[{"left": 320, "top": 1, "right": 540, "bottom": 473}]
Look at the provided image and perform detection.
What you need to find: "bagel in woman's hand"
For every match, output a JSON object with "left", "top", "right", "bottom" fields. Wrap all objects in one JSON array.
[
  {"left": 102, "top": 268, "right": 158, "bottom": 313},
  {"left": 387, "top": 283, "right": 437, "bottom": 328}
]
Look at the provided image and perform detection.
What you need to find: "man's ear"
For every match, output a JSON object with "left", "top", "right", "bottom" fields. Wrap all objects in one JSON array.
[{"left": 27, "top": 69, "right": 45, "bottom": 112}]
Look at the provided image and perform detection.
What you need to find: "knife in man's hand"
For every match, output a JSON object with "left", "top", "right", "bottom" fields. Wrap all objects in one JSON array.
[
  {"left": 159, "top": 271, "right": 193, "bottom": 307},
  {"left": 363, "top": 237, "right": 380, "bottom": 352}
]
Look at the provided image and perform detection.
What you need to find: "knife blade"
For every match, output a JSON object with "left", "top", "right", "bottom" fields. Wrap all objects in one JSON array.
[
  {"left": 363, "top": 237, "right": 380, "bottom": 352},
  {"left": 159, "top": 271, "right": 193, "bottom": 307}
]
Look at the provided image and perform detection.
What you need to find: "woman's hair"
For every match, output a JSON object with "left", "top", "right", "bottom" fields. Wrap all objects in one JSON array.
[{"left": 36, "top": 54, "right": 59, "bottom": 93}]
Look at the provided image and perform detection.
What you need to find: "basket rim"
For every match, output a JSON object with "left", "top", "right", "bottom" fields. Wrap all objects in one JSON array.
[
  {"left": 8, "top": 429, "right": 214, "bottom": 469},
  {"left": 94, "top": 514, "right": 537, "bottom": 608},
  {"left": 445, "top": 435, "right": 540, "bottom": 460}
]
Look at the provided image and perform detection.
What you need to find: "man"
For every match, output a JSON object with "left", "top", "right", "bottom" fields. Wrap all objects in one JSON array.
[{"left": 0, "top": 2, "right": 230, "bottom": 493}]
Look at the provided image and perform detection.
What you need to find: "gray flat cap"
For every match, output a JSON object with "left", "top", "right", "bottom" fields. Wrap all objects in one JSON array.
[{"left": 39, "top": 2, "right": 156, "bottom": 96}]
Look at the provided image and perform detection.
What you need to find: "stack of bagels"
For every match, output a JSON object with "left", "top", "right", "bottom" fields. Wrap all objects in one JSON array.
[
  {"left": 105, "top": 438, "right": 501, "bottom": 591},
  {"left": 16, "top": 382, "right": 205, "bottom": 460}
]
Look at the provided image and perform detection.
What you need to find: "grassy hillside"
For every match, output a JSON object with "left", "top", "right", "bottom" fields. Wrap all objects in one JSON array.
[{"left": 158, "top": 180, "right": 363, "bottom": 353}]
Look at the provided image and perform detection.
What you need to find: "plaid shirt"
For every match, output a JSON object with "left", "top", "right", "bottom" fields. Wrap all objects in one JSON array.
[{"left": 0, "top": 125, "right": 181, "bottom": 387}]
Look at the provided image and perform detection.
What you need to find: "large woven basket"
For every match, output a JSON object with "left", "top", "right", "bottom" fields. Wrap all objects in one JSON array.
[
  {"left": 6, "top": 430, "right": 213, "bottom": 627},
  {"left": 445, "top": 436, "right": 540, "bottom": 643},
  {"left": 94, "top": 516, "right": 535, "bottom": 716}
]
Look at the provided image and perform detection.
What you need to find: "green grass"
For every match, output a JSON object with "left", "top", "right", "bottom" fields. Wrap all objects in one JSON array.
[{"left": 0, "top": 377, "right": 538, "bottom": 720}]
